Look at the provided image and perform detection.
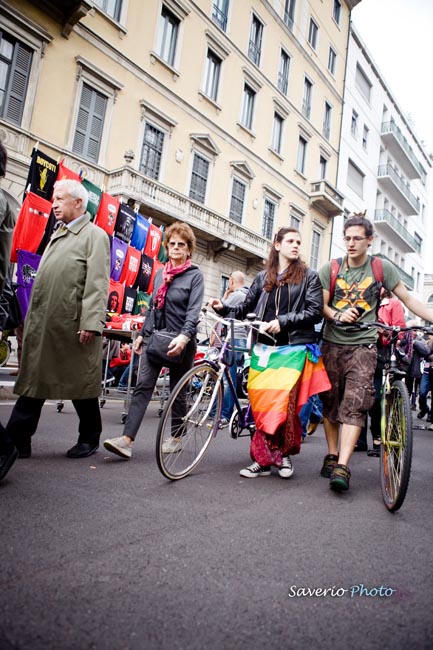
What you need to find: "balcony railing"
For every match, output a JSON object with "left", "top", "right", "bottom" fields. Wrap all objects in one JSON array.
[
  {"left": 212, "top": 4, "right": 228, "bottom": 31},
  {"left": 377, "top": 164, "right": 420, "bottom": 214},
  {"left": 248, "top": 40, "right": 261, "bottom": 66},
  {"left": 375, "top": 253, "right": 414, "bottom": 290},
  {"left": 381, "top": 120, "right": 424, "bottom": 180},
  {"left": 309, "top": 180, "right": 344, "bottom": 217},
  {"left": 107, "top": 167, "right": 271, "bottom": 260},
  {"left": 374, "top": 209, "right": 420, "bottom": 254}
]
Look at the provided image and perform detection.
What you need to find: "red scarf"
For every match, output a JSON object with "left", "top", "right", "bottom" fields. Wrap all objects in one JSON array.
[{"left": 154, "top": 259, "right": 192, "bottom": 309}]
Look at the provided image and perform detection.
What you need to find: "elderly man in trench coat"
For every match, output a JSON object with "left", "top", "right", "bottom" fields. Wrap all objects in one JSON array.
[{"left": 0, "top": 179, "right": 110, "bottom": 482}]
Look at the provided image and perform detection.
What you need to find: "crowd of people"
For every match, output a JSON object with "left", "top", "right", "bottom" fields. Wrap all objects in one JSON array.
[{"left": 1, "top": 148, "right": 433, "bottom": 492}]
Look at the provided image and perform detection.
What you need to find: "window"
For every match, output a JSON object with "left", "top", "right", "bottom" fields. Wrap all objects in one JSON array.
[
  {"left": 278, "top": 49, "right": 290, "bottom": 95},
  {"left": 362, "top": 124, "right": 369, "bottom": 150},
  {"left": 302, "top": 77, "right": 312, "bottom": 119},
  {"left": 308, "top": 18, "right": 318, "bottom": 50},
  {"left": 229, "top": 178, "right": 246, "bottom": 224},
  {"left": 0, "top": 30, "right": 32, "bottom": 125},
  {"left": 248, "top": 14, "right": 263, "bottom": 66},
  {"left": 93, "top": 0, "right": 122, "bottom": 21},
  {"left": 323, "top": 101, "right": 332, "bottom": 139},
  {"left": 140, "top": 123, "right": 164, "bottom": 180},
  {"left": 290, "top": 214, "right": 301, "bottom": 229},
  {"left": 72, "top": 83, "right": 107, "bottom": 163},
  {"left": 310, "top": 231, "right": 320, "bottom": 270},
  {"left": 319, "top": 155, "right": 327, "bottom": 179},
  {"left": 347, "top": 159, "right": 364, "bottom": 197},
  {"left": 355, "top": 63, "right": 372, "bottom": 103},
  {"left": 271, "top": 113, "right": 283, "bottom": 154},
  {"left": 204, "top": 49, "right": 221, "bottom": 102},
  {"left": 189, "top": 153, "right": 209, "bottom": 204},
  {"left": 262, "top": 199, "right": 275, "bottom": 240},
  {"left": 212, "top": 0, "right": 229, "bottom": 32},
  {"left": 296, "top": 136, "right": 307, "bottom": 174},
  {"left": 351, "top": 109, "right": 358, "bottom": 137},
  {"left": 157, "top": 5, "right": 179, "bottom": 67},
  {"left": 284, "top": 0, "right": 296, "bottom": 30},
  {"left": 333, "top": 0, "right": 341, "bottom": 25},
  {"left": 328, "top": 47, "right": 336, "bottom": 75},
  {"left": 241, "top": 83, "right": 255, "bottom": 130}
]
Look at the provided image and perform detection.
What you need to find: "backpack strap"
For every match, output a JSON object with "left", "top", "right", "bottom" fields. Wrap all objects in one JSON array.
[
  {"left": 370, "top": 256, "right": 383, "bottom": 286},
  {"left": 329, "top": 257, "right": 343, "bottom": 303}
]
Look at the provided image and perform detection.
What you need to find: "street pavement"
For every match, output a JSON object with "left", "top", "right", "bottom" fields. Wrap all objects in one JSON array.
[{"left": 1, "top": 367, "right": 433, "bottom": 650}]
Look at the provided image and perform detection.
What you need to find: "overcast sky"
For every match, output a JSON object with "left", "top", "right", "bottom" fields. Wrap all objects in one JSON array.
[{"left": 351, "top": 0, "right": 433, "bottom": 271}]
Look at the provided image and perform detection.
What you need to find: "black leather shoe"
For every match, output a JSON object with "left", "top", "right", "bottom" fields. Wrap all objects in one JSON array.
[
  {"left": 66, "top": 442, "right": 99, "bottom": 458},
  {"left": 0, "top": 447, "right": 18, "bottom": 482}
]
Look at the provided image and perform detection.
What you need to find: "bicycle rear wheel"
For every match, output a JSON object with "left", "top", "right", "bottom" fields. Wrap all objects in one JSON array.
[
  {"left": 381, "top": 379, "right": 413, "bottom": 512},
  {"left": 156, "top": 362, "right": 223, "bottom": 480},
  {"left": 0, "top": 339, "right": 11, "bottom": 367}
]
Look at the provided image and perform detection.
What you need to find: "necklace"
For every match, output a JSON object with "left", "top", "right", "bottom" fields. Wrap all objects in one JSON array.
[{"left": 344, "top": 256, "right": 370, "bottom": 286}]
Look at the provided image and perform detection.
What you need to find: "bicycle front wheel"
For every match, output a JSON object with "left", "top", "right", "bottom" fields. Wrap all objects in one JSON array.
[
  {"left": 156, "top": 362, "right": 223, "bottom": 480},
  {"left": 381, "top": 379, "right": 413, "bottom": 512}
]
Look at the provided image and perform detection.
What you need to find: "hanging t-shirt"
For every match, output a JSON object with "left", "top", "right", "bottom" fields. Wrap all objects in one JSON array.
[
  {"left": 110, "top": 237, "right": 128, "bottom": 281},
  {"left": 132, "top": 291, "right": 151, "bottom": 316},
  {"left": 107, "top": 281, "right": 125, "bottom": 315},
  {"left": 15, "top": 249, "right": 42, "bottom": 320},
  {"left": 143, "top": 224, "right": 162, "bottom": 259},
  {"left": 147, "top": 259, "right": 164, "bottom": 295},
  {"left": 130, "top": 213, "right": 150, "bottom": 251},
  {"left": 94, "top": 193, "right": 120, "bottom": 236},
  {"left": 120, "top": 246, "right": 141, "bottom": 287},
  {"left": 81, "top": 178, "right": 102, "bottom": 220},
  {"left": 57, "top": 160, "right": 81, "bottom": 182},
  {"left": 158, "top": 229, "right": 168, "bottom": 263},
  {"left": 122, "top": 287, "right": 137, "bottom": 314},
  {"left": 134, "top": 253, "right": 154, "bottom": 293},
  {"left": 24, "top": 148, "right": 57, "bottom": 201},
  {"left": 11, "top": 192, "right": 52, "bottom": 263},
  {"left": 114, "top": 204, "right": 136, "bottom": 245}
]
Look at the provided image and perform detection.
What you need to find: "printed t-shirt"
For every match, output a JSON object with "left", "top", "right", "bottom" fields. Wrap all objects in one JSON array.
[
  {"left": 143, "top": 224, "right": 162, "bottom": 259},
  {"left": 319, "top": 257, "right": 402, "bottom": 345},
  {"left": 134, "top": 254, "right": 154, "bottom": 293},
  {"left": 114, "top": 204, "right": 136, "bottom": 245},
  {"left": 11, "top": 192, "right": 52, "bottom": 262},
  {"left": 110, "top": 237, "right": 128, "bottom": 281},
  {"left": 24, "top": 149, "right": 58, "bottom": 200},
  {"left": 120, "top": 246, "right": 141, "bottom": 287},
  {"left": 130, "top": 214, "right": 150, "bottom": 251},
  {"left": 94, "top": 193, "right": 120, "bottom": 236}
]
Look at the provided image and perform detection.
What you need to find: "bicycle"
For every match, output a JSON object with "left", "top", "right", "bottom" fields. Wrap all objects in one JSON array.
[
  {"left": 155, "top": 309, "right": 265, "bottom": 480},
  {"left": 337, "top": 320, "right": 432, "bottom": 512}
]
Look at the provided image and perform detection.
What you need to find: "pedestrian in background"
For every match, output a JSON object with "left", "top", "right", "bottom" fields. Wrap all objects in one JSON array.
[{"left": 0, "top": 179, "right": 110, "bottom": 483}]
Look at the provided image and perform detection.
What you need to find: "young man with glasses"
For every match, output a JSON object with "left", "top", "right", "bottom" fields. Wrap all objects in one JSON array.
[{"left": 318, "top": 213, "right": 433, "bottom": 492}]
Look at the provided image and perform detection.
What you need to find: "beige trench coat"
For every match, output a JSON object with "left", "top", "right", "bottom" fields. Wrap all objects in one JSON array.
[{"left": 15, "top": 216, "right": 110, "bottom": 399}]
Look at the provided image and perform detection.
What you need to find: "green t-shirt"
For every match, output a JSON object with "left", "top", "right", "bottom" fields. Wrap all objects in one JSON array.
[{"left": 319, "top": 256, "right": 402, "bottom": 345}]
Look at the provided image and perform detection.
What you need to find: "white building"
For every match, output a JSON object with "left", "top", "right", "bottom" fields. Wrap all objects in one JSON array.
[{"left": 333, "top": 26, "right": 432, "bottom": 301}]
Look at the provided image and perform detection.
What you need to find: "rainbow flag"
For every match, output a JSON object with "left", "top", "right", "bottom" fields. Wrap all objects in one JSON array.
[{"left": 247, "top": 343, "right": 331, "bottom": 436}]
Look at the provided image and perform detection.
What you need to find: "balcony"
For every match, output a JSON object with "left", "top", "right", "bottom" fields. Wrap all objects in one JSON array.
[
  {"left": 27, "top": 0, "right": 92, "bottom": 37},
  {"left": 375, "top": 254, "right": 414, "bottom": 290},
  {"left": 309, "top": 180, "right": 344, "bottom": 217},
  {"left": 377, "top": 165, "right": 420, "bottom": 215},
  {"left": 381, "top": 121, "right": 423, "bottom": 180},
  {"left": 373, "top": 210, "right": 420, "bottom": 254},
  {"left": 212, "top": 4, "right": 228, "bottom": 31},
  {"left": 107, "top": 167, "right": 271, "bottom": 263}
]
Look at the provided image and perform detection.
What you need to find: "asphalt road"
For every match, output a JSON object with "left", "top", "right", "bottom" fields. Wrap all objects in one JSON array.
[{"left": 1, "top": 381, "right": 433, "bottom": 650}]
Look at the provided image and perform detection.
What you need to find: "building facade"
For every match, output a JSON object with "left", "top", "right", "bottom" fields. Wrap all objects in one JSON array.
[
  {"left": 0, "top": 0, "right": 358, "bottom": 296},
  {"left": 333, "top": 25, "right": 432, "bottom": 302}
]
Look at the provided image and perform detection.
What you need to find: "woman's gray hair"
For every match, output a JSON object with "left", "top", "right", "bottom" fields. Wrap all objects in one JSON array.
[{"left": 54, "top": 179, "right": 89, "bottom": 212}]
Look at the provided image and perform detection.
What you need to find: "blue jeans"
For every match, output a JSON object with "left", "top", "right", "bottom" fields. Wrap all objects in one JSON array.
[
  {"left": 221, "top": 338, "right": 247, "bottom": 421},
  {"left": 418, "top": 371, "right": 432, "bottom": 414},
  {"left": 299, "top": 394, "right": 323, "bottom": 437}
]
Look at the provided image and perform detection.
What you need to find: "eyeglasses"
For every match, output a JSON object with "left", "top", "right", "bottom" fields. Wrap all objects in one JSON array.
[
  {"left": 168, "top": 241, "right": 187, "bottom": 248},
  {"left": 343, "top": 236, "right": 369, "bottom": 243}
]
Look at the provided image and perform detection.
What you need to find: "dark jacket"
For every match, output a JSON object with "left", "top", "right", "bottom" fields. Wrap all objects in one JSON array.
[
  {"left": 219, "top": 268, "right": 323, "bottom": 346},
  {"left": 141, "top": 264, "right": 204, "bottom": 342}
]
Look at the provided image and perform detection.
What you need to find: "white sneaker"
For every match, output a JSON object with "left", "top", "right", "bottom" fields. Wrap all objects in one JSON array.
[
  {"left": 239, "top": 462, "right": 271, "bottom": 478},
  {"left": 103, "top": 436, "right": 132, "bottom": 459},
  {"left": 162, "top": 437, "right": 184, "bottom": 453},
  {"left": 278, "top": 456, "right": 294, "bottom": 478}
]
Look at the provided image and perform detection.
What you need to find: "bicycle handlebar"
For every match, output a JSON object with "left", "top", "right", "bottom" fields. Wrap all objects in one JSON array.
[{"left": 334, "top": 320, "right": 433, "bottom": 335}]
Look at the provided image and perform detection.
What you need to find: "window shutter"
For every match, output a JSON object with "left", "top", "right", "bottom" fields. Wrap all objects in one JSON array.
[
  {"left": 3, "top": 41, "right": 32, "bottom": 125},
  {"left": 73, "top": 84, "right": 107, "bottom": 162}
]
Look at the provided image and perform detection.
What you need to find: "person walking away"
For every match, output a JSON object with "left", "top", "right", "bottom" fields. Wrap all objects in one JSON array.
[
  {"left": 0, "top": 179, "right": 110, "bottom": 482},
  {"left": 214, "top": 271, "right": 248, "bottom": 427},
  {"left": 210, "top": 227, "right": 330, "bottom": 479},
  {"left": 319, "top": 213, "right": 433, "bottom": 492},
  {"left": 103, "top": 222, "right": 204, "bottom": 459}
]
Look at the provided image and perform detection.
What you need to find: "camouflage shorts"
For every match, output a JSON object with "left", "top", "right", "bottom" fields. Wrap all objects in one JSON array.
[{"left": 320, "top": 341, "right": 377, "bottom": 428}]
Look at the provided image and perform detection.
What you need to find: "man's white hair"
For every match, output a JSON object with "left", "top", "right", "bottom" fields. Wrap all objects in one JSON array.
[{"left": 54, "top": 179, "right": 89, "bottom": 212}]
